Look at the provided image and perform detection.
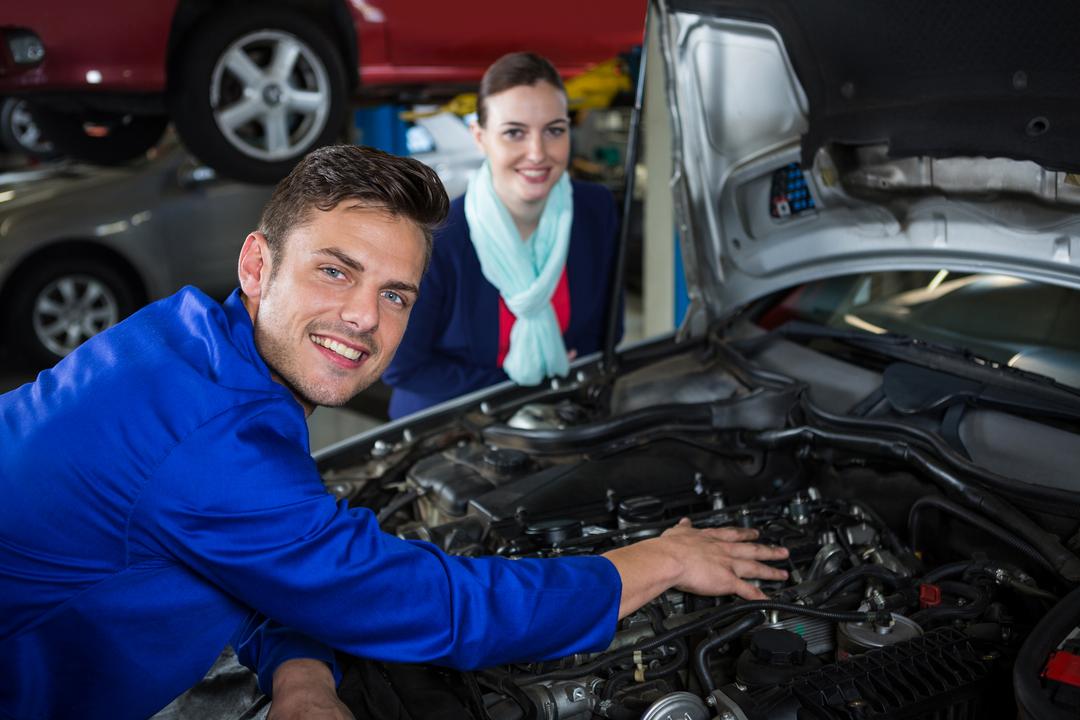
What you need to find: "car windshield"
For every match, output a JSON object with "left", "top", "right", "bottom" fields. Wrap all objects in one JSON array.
[{"left": 760, "top": 271, "right": 1080, "bottom": 390}]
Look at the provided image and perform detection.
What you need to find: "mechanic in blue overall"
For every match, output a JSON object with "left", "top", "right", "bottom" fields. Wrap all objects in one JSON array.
[
  {"left": 0, "top": 145, "right": 789, "bottom": 720},
  {"left": 384, "top": 52, "right": 623, "bottom": 418}
]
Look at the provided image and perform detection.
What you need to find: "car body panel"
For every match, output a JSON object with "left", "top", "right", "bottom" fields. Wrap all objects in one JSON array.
[
  {"left": 1, "top": 1, "right": 176, "bottom": 92},
  {"left": 657, "top": 2, "right": 1080, "bottom": 333},
  {"left": 0, "top": 0, "right": 645, "bottom": 95}
]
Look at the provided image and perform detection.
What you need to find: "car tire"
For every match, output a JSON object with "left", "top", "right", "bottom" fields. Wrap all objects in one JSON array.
[
  {"left": 27, "top": 105, "right": 168, "bottom": 166},
  {"left": 170, "top": 6, "right": 349, "bottom": 185},
  {"left": 9, "top": 256, "right": 139, "bottom": 368},
  {"left": 0, "top": 97, "right": 60, "bottom": 160}
]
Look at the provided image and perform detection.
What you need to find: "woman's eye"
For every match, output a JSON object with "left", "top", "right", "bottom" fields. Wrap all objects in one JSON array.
[
  {"left": 547, "top": 126, "right": 566, "bottom": 137},
  {"left": 504, "top": 129, "right": 523, "bottom": 140}
]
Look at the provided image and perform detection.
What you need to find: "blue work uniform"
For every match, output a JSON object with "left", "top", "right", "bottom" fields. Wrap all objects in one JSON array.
[{"left": 0, "top": 288, "right": 621, "bottom": 720}]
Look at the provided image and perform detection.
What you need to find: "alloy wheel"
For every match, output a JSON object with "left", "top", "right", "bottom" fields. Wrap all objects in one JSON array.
[
  {"left": 8, "top": 99, "right": 54, "bottom": 155},
  {"left": 32, "top": 275, "right": 120, "bottom": 357},
  {"left": 209, "top": 29, "right": 332, "bottom": 161}
]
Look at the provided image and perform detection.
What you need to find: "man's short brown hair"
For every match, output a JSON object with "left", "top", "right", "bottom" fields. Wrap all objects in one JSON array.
[{"left": 258, "top": 144, "right": 449, "bottom": 273}]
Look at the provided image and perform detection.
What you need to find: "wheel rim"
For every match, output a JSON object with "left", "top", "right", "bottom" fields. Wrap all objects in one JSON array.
[
  {"left": 9, "top": 99, "right": 54, "bottom": 155},
  {"left": 210, "top": 29, "right": 332, "bottom": 162},
  {"left": 32, "top": 275, "right": 120, "bottom": 357}
]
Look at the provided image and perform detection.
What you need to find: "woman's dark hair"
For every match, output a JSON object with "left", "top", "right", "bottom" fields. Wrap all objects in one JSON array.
[
  {"left": 258, "top": 144, "right": 449, "bottom": 273},
  {"left": 477, "top": 52, "right": 567, "bottom": 127}
]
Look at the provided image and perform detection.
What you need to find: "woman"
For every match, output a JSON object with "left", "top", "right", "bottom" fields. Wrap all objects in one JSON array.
[{"left": 384, "top": 52, "right": 622, "bottom": 418}]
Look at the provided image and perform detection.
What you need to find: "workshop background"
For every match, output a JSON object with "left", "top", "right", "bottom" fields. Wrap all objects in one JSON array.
[{"left": 0, "top": 0, "right": 687, "bottom": 450}]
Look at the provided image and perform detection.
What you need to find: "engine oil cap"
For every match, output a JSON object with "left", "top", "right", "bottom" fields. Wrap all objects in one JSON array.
[
  {"left": 524, "top": 519, "right": 583, "bottom": 545},
  {"left": 617, "top": 495, "right": 665, "bottom": 527},
  {"left": 482, "top": 448, "right": 529, "bottom": 474},
  {"left": 750, "top": 628, "right": 807, "bottom": 666}
]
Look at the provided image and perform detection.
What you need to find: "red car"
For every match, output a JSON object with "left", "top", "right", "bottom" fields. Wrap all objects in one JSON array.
[{"left": 0, "top": 1, "right": 644, "bottom": 182}]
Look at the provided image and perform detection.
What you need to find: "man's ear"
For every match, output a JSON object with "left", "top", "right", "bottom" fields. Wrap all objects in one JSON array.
[{"left": 238, "top": 231, "right": 271, "bottom": 300}]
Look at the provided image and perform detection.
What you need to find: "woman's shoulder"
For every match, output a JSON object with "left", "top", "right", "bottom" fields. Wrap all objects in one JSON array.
[
  {"left": 571, "top": 179, "right": 616, "bottom": 209},
  {"left": 570, "top": 180, "right": 618, "bottom": 235}
]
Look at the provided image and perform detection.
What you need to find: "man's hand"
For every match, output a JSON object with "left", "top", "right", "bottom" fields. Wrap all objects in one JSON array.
[
  {"left": 268, "top": 659, "right": 354, "bottom": 720},
  {"left": 603, "top": 518, "right": 790, "bottom": 618}
]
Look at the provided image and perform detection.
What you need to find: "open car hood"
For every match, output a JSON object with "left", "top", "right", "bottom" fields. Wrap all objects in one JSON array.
[{"left": 660, "top": 0, "right": 1080, "bottom": 328}]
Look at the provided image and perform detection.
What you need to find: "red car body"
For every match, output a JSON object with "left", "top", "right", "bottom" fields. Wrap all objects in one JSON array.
[{"left": 0, "top": 0, "right": 645, "bottom": 95}]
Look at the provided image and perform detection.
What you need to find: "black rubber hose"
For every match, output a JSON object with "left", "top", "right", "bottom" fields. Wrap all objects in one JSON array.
[
  {"left": 810, "top": 564, "right": 904, "bottom": 605},
  {"left": 693, "top": 613, "right": 764, "bottom": 693},
  {"left": 907, "top": 495, "right": 1055, "bottom": 575},
  {"left": 477, "top": 670, "right": 537, "bottom": 720},
  {"left": 480, "top": 402, "right": 715, "bottom": 451},
  {"left": 1014, "top": 583, "right": 1080, "bottom": 720},
  {"left": 513, "top": 602, "right": 887, "bottom": 684},
  {"left": 920, "top": 561, "right": 974, "bottom": 585},
  {"left": 802, "top": 397, "right": 1080, "bottom": 512},
  {"left": 910, "top": 580, "right": 989, "bottom": 627},
  {"left": 748, "top": 426, "right": 1080, "bottom": 582}
]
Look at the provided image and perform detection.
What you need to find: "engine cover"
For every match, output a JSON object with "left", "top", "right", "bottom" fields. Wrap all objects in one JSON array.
[{"left": 713, "top": 627, "right": 999, "bottom": 720}]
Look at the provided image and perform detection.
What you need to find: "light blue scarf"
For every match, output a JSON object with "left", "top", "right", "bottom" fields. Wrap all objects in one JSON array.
[{"left": 464, "top": 161, "right": 573, "bottom": 386}]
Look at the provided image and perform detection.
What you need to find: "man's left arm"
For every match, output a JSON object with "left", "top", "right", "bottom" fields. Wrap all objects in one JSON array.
[
  {"left": 268, "top": 659, "right": 352, "bottom": 720},
  {"left": 232, "top": 616, "right": 350, "bottom": 719}
]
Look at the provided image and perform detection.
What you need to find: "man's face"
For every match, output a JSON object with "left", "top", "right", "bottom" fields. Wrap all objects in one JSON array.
[{"left": 238, "top": 202, "right": 425, "bottom": 414}]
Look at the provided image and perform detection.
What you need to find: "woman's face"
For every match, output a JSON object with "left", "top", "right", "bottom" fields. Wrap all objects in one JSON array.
[{"left": 472, "top": 81, "right": 571, "bottom": 212}]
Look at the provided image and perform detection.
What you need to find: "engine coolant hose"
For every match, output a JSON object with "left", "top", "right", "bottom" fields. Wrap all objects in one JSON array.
[
  {"left": 513, "top": 602, "right": 888, "bottom": 684},
  {"left": 907, "top": 495, "right": 1055, "bottom": 575},
  {"left": 693, "top": 613, "right": 764, "bottom": 693}
]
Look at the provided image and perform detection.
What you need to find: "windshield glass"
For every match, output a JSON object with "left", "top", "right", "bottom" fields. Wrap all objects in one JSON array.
[{"left": 759, "top": 271, "right": 1080, "bottom": 389}]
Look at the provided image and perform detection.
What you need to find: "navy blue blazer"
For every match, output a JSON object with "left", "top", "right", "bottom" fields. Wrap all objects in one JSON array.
[{"left": 385, "top": 180, "right": 622, "bottom": 418}]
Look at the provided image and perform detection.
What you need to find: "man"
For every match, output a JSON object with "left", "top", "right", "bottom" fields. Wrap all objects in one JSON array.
[{"left": 0, "top": 146, "right": 788, "bottom": 719}]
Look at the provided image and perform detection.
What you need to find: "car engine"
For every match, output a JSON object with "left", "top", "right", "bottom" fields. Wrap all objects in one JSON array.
[{"left": 319, "top": 336, "right": 1080, "bottom": 720}]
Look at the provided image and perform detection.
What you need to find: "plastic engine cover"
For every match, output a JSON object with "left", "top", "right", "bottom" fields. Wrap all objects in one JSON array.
[{"left": 713, "top": 627, "right": 999, "bottom": 720}]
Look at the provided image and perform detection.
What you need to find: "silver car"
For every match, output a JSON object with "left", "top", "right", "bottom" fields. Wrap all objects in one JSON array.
[
  {"left": 306, "top": 2, "right": 1080, "bottom": 719},
  {"left": 0, "top": 147, "right": 272, "bottom": 366}
]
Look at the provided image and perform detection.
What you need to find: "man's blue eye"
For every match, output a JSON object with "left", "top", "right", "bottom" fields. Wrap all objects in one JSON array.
[
  {"left": 384, "top": 291, "right": 406, "bottom": 306},
  {"left": 323, "top": 267, "right": 343, "bottom": 279}
]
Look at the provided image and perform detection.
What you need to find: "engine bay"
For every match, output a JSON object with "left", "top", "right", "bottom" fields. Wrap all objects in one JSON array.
[{"left": 319, "top": 333, "right": 1080, "bottom": 720}]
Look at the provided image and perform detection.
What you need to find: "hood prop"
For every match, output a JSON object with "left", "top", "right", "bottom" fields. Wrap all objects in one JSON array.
[{"left": 602, "top": 5, "right": 651, "bottom": 379}]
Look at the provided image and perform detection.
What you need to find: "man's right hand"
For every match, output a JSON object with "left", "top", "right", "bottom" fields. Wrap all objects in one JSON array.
[{"left": 602, "top": 518, "right": 789, "bottom": 619}]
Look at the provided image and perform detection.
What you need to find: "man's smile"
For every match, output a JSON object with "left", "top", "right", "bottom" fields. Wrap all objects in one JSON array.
[{"left": 310, "top": 333, "right": 369, "bottom": 365}]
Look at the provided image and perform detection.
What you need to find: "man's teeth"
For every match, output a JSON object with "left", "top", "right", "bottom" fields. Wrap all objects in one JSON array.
[{"left": 312, "top": 335, "right": 362, "bottom": 361}]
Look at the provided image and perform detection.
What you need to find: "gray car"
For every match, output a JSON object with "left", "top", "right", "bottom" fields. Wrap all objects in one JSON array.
[{"left": 0, "top": 147, "right": 273, "bottom": 366}]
